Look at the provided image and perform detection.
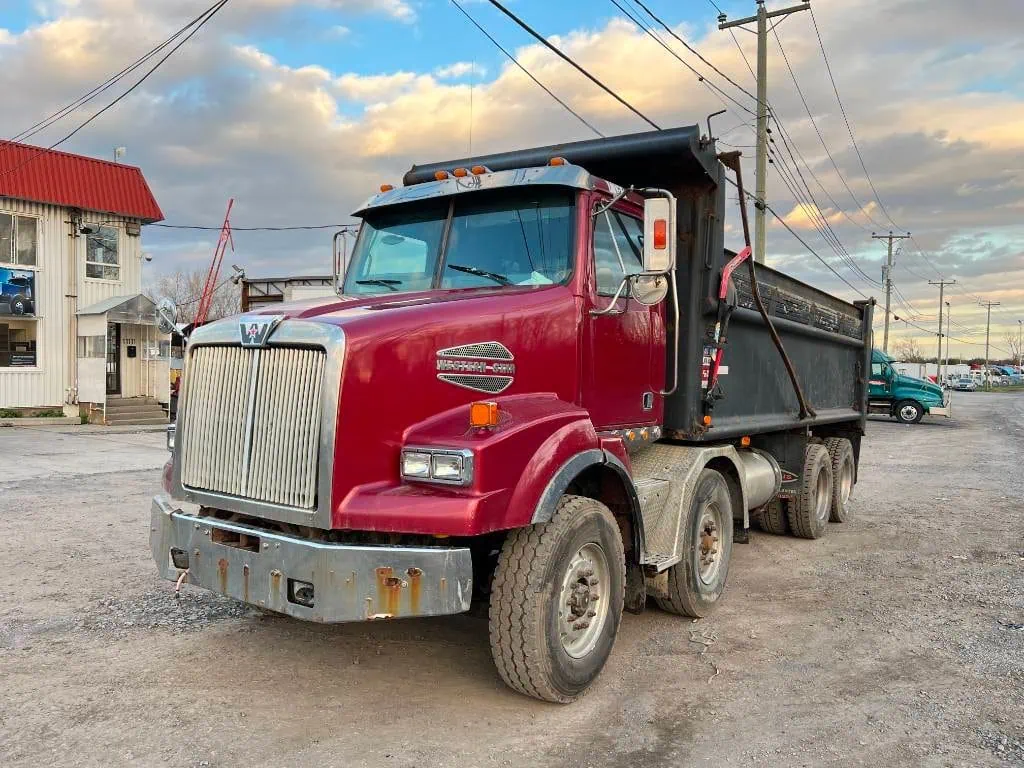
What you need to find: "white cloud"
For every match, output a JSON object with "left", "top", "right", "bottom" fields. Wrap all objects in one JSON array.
[
  {"left": 434, "top": 61, "right": 481, "bottom": 80},
  {"left": 1, "top": 0, "right": 1022, "bottom": 348}
]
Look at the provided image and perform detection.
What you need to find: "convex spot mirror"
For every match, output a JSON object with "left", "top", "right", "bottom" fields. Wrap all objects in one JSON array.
[
  {"left": 643, "top": 196, "right": 675, "bottom": 273},
  {"left": 630, "top": 274, "right": 669, "bottom": 305}
]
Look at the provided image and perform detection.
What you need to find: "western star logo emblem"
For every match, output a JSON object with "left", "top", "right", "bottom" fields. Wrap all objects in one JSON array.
[
  {"left": 435, "top": 342, "right": 516, "bottom": 394},
  {"left": 238, "top": 315, "right": 284, "bottom": 348}
]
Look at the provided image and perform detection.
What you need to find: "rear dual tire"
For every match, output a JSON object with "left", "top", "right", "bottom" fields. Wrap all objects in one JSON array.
[{"left": 656, "top": 469, "right": 733, "bottom": 618}]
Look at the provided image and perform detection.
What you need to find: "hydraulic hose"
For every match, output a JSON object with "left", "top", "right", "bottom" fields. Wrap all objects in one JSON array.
[{"left": 719, "top": 152, "right": 816, "bottom": 420}]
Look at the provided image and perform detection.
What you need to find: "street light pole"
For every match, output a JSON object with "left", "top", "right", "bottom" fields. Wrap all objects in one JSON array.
[{"left": 944, "top": 301, "right": 950, "bottom": 384}]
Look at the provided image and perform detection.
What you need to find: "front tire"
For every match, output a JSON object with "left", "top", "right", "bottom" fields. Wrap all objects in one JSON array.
[
  {"left": 488, "top": 495, "right": 625, "bottom": 703},
  {"left": 655, "top": 469, "right": 734, "bottom": 618},
  {"left": 894, "top": 399, "right": 924, "bottom": 424}
]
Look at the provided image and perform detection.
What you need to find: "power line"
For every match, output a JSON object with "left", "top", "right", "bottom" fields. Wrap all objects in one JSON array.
[
  {"left": 485, "top": 0, "right": 660, "bottom": 129},
  {"left": 628, "top": 0, "right": 763, "bottom": 108},
  {"left": 809, "top": 7, "right": 900, "bottom": 230},
  {"left": 608, "top": 0, "right": 757, "bottom": 118},
  {"left": 0, "top": 2, "right": 223, "bottom": 155},
  {"left": 449, "top": 0, "right": 604, "bottom": 137},
  {"left": 771, "top": 24, "right": 887, "bottom": 231},
  {"left": 150, "top": 222, "right": 357, "bottom": 231},
  {"left": 0, "top": 1, "right": 230, "bottom": 186}
]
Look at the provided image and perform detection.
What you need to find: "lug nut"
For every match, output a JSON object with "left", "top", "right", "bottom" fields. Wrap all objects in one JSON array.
[
  {"left": 588, "top": 578, "right": 599, "bottom": 586},
  {"left": 590, "top": 594, "right": 600, "bottom": 601},
  {"left": 587, "top": 610, "right": 597, "bottom": 618}
]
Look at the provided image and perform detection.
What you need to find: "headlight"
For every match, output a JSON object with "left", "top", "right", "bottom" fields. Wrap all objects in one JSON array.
[
  {"left": 431, "top": 453, "right": 464, "bottom": 481},
  {"left": 401, "top": 448, "right": 473, "bottom": 486},
  {"left": 401, "top": 451, "right": 431, "bottom": 478}
]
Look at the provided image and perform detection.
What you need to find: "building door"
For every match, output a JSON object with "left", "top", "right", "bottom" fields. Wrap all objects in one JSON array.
[{"left": 106, "top": 322, "right": 121, "bottom": 395}]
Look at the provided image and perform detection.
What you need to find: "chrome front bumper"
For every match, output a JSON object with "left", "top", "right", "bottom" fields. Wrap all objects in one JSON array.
[{"left": 150, "top": 495, "right": 473, "bottom": 623}]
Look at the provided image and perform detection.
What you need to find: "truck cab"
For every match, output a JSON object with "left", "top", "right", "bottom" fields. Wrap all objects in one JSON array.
[
  {"left": 868, "top": 349, "right": 949, "bottom": 423},
  {"left": 152, "top": 127, "right": 873, "bottom": 703}
]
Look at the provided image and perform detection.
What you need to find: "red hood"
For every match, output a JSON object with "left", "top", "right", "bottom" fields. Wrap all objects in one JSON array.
[{"left": 243, "top": 285, "right": 584, "bottom": 529}]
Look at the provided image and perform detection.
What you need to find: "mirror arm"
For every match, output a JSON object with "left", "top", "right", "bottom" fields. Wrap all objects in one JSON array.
[
  {"left": 659, "top": 269, "right": 680, "bottom": 396},
  {"left": 592, "top": 185, "right": 633, "bottom": 217},
  {"left": 589, "top": 275, "right": 632, "bottom": 316}
]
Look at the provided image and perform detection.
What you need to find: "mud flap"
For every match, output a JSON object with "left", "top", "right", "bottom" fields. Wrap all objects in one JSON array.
[{"left": 624, "top": 560, "right": 646, "bottom": 614}]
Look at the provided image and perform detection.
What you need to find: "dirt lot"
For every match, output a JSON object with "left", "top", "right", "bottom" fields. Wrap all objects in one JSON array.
[{"left": 1, "top": 394, "right": 1022, "bottom": 767}]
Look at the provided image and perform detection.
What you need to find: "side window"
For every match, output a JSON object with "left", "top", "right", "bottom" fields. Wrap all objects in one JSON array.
[
  {"left": 870, "top": 363, "right": 882, "bottom": 376},
  {"left": 594, "top": 210, "right": 644, "bottom": 297}
]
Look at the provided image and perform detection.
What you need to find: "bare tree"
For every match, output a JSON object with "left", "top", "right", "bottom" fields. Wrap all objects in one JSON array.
[
  {"left": 1005, "top": 330, "right": 1023, "bottom": 365},
  {"left": 145, "top": 268, "right": 241, "bottom": 324},
  {"left": 893, "top": 338, "right": 925, "bottom": 362}
]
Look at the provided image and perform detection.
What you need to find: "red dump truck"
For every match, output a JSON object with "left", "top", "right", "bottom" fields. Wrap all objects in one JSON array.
[{"left": 153, "top": 127, "right": 874, "bottom": 702}]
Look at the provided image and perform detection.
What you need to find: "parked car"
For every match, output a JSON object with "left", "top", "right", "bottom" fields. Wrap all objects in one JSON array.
[{"left": 952, "top": 377, "right": 977, "bottom": 392}]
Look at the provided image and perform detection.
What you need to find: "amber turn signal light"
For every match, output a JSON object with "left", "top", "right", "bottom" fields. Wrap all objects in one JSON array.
[
  {"left": 548, "top": 156, "right": 567, "bottom": 166},
  {"left": 379, "top": 183, "right": 394, "bottom": 192},
  {"left": 702, "top": 415, "right": 713, "bottom": 426},
  {"left": 740, "top": 435, "right": 751, "bottom": 447},
  {"left": 469, "top": 401, "right": 499, "bottom": 429},
  {"left": 653, "top": 219, "right": 668, "bottom": 249}
]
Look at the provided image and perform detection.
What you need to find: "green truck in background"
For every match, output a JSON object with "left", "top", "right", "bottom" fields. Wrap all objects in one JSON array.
[{"left": 868, "top": 349, "right": 951, "bottom": 424}]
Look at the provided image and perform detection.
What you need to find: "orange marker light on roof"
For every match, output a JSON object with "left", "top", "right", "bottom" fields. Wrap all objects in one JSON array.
[
  {"left": 453, "top": 167, "right": 469, "bottom": 178},
  {"left": 469, "top": 401, "right": 499, "bottom": 429},
  {"left": 434, "top": 170, "right": 450, "bottom": 181},
  {"left": 653, "top": 219, "right": 668, "bottom": 250},
  {"left": 548, "top": 156, "right": 567, "bottom": 166},
  {"left": 470, "top": 165, "right": 490, "bottom": 175},
  {"left": 379, "top": 184, "right": 394, "bottom": 193}
]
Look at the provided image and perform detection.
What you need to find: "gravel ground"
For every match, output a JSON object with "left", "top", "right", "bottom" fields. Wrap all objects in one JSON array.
[{"left": 0, "top": 394, "right": 1021, "bottom": 767}]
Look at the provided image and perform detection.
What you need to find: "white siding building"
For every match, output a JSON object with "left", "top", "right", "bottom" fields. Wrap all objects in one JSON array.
[{"left": 0, "top": 141, "right": 168, "bottom": 422}]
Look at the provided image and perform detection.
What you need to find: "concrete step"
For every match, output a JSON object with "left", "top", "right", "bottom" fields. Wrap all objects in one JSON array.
[
  {"left": 106, "top": 397, "right": 159, "bottom": 409},
  {"left": 104, "top": 405, "right": 167, "bottom": 417},
  {"left": 106, "top": 416, "right": 168, "bottom": 426}
]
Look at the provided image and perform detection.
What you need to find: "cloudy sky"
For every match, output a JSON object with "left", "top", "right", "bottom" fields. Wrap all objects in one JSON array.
[{"left": 1, "top": 0, "right": 1022, "bottom": 358}]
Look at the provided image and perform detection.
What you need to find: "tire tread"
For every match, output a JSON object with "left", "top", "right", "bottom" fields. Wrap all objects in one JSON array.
[{"left": 487, "top": 495, "right": 624, "bottom": 703}]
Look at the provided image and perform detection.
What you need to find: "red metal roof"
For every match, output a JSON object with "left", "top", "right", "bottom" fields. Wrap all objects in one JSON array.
[{"left": 0, "top": 141, "right": 164, "bottom": 223}]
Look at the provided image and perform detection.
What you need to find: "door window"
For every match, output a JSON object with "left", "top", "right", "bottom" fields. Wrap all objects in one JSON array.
[{"left": 593, "top": 210, "right": 644, "bottom": 296}]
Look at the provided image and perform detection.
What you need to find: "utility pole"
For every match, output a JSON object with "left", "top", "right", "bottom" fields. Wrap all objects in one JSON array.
[
  {"left": 944, "top": 301, "right": 950, "bottom": 383},
  {"left": 719, "top": 0, "right": 811, "bottom": 264},
  {"left": 980, "top": 300, "right": 1000, "bottom": 389},
  {"left": 1018, "top": 319, "right": 1022, "bottom": 374},
  {"left": 872, "top": 231, "right": 910, "bottom": 353},
  {"left": 929, "top": 279, "right": 955, "bottom": 383}
]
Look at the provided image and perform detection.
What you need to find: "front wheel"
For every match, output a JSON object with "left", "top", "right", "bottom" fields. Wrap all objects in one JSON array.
[
  {"left": 488, "top": 495, "right": 625, "bottom": 703},
  {"left": 894, "top": 399, "right": 924, "bottom": 424},
  {"left": 655, "top": 469, "right": 734, "bottom": 618}
]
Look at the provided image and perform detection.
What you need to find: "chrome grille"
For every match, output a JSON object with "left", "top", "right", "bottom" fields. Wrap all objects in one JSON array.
[{"left": 180, "top": 345, "right": 326, "bottom": 510}]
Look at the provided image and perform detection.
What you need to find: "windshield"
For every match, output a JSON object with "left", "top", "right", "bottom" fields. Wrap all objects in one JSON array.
[{"left": 343, "top": 189, "right": 575, "bottom": 296}]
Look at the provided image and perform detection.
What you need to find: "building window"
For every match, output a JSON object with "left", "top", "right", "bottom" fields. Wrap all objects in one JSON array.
[
  {"left": 77, "top": 335, "right": 106, "bottom": 358},
  {"left": 0, "top": 321, "right": 39, "bottom": 367},
  {"left": 0, "top": 212, "right": 39, "bottom": 266},
  {"left": 85, "top": 225, "right": 120, "bottom": 280}
]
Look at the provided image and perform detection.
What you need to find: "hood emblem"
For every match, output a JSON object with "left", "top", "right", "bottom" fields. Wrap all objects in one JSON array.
[
  {"left": 239, "top": 315, "right": 284, "bottom": 348},
  {"left": 436, "top": 342, "right": 515, "bottom": 394}
]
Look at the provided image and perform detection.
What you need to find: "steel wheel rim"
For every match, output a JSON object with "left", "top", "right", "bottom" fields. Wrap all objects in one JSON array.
[
  {"left": 839, "top": 455, "right": 854, "bottom": 506},
  {"left": 558, "top": 542, "right": 611, "bottom": 659},
  {"left": 696, "top": 502, "right": 724, "bottom": 586},
  {"left": 900, "top": 404, "right": 918, "bottom": 421},
  {"left": 814, "top": 466, "right": 831, "bottom": 523}
]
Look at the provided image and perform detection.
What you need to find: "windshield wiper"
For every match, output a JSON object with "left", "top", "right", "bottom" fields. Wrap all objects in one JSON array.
[
  {"left": 447, "top": 263, "right": 511, "bottom": 285},
  {"left": 355, "top": 279, "right": 401, "bottom": 292}
]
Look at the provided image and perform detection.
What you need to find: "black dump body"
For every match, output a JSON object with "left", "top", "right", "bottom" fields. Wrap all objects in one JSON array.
[{"left": 406, "top": 127, "right": 874, "bottom": 443}]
